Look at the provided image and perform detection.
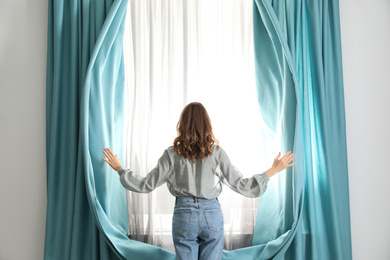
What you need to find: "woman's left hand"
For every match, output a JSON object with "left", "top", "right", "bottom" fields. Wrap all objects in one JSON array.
[
  {"left": 102, "top": 148, "right": 123, "bottom": 171},
  {"left": 265, "top": 151, "right": 295, "bottom": 178}
]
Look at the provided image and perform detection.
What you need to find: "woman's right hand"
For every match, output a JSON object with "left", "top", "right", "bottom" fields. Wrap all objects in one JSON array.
[
  {"left": 102, "top": 148, "right": 123, "bottom": 172},
  {"left": 265, "top": 151, "right": 295, "bottom": 178}
]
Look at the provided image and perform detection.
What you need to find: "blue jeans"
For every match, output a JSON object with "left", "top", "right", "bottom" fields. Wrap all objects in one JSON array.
[{"left": 172, "top": 197, "right": 224, "bottom": 260}]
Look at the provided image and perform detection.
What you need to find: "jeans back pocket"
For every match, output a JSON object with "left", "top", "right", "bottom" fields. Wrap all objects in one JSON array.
[
  {"left": 203, "top": 209, "right": 223, "bottom": 233},
  {"left": 172, "top": 209, "right": 192, "bottom": 234}
]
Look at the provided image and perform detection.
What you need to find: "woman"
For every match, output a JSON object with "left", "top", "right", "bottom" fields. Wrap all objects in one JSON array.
[{"left": 102, "top": 102, "right": 294, "bottom": 260}]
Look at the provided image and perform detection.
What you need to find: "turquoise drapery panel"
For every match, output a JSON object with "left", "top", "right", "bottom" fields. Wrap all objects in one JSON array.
[
  {"left": 45, "top": 0, "right": 351, "bottom": 259},
  {"left": 45, "top": 0, "right": 128, "bottom": 259},
  {"left": 46, "top": 0, "right": 175, "bottom": 258},
  {"left": 252, "top": 0, "right": 352, "bottom": 259}
]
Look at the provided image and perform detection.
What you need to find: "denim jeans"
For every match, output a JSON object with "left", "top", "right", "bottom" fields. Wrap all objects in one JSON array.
[{"left": 172, "top": 197, "right": 224, "bottom": 260}]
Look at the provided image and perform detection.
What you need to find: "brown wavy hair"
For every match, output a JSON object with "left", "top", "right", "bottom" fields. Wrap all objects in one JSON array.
[{"left": 173, "top": 102, "right": 219, "bottom": 161}]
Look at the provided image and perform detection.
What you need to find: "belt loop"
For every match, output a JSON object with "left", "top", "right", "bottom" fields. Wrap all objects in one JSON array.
[{"left": 194, "top": 197, "right": 198, "bottom": 203}]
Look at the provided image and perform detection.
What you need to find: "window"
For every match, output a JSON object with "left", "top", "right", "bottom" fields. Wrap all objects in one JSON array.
[{"left": 123, "top": 0, "right": 280, "bottom": 251}]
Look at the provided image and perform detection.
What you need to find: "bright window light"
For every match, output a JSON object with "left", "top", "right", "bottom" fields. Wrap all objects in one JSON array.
[{"left": 122, "top": 0, "right": 280, "bottom": 251}]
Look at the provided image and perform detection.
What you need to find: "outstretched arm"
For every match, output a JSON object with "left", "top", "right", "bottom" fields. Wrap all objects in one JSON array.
[
  {"left": 219, "top": 148, "right": 295, "bottom": 198},
  {"left": 102, "top": 148, "right": 172, "bottom": 193}
]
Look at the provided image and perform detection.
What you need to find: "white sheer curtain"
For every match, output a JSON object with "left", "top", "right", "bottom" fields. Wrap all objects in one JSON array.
[{"left": 123, "top": 0, "right": 280, "bottom": 252}]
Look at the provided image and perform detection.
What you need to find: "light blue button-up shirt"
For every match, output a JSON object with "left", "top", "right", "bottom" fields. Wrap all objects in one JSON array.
[{"left": 118, "top": 146, "right": 269, "bottom": 199}]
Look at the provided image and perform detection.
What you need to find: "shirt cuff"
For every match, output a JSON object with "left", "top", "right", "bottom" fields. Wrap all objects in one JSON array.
[
  {"left": 260, "top": 172, "right": 270, "bottom": 182},
  {"left": 118, "top": 167, "right": 127, "bottom": 176}
]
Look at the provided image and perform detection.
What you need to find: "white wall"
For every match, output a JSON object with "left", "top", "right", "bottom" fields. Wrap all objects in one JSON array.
[
  {"left": 0, "top": 1, "right": 48, "bottom": 260},
  {"left": 0, "top": 0, "right": 389, "bottom": 259},
  {"left": 340, "top": 1, "right": 390, "bottom": 259}
]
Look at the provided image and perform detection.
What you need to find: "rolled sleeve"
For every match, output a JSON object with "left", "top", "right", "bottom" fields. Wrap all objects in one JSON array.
[{"left": 118, "top": 150, "right": 172, "bottom": 193}]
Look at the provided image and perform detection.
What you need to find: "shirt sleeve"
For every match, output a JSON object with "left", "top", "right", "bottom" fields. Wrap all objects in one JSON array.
[
  {"left": 117, "top": 150, "right": 172, "bottom": 193},
  {"left": 218, "top": 147, "right": 269, "bottom": 198}
]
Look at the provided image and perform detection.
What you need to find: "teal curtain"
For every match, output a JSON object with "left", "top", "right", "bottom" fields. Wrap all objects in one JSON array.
[
  {"left": 251, "top": 0, "right": 352, "bottom": 259},
  {"left": 45, "top": 0, "right": 129, "bottom": 259},
  {"left": 45, "top": 0, "right": 175, "bottom": 258},
  {"left": 45, "top": 0, "right": 351, "bottom": 259}
]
